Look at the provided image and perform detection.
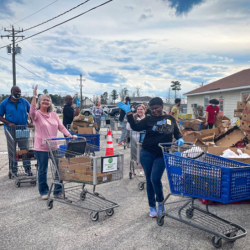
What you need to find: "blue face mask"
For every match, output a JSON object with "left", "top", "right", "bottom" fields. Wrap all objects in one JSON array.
[
  {"left": 212, "top": 104, "right": 216, "bottom": 107},
  {"left": 131, "top": 108, "right": 135, "bottom": 112},
  {"left": 12, "top": 95, "right": 20, "bottom": 100}
]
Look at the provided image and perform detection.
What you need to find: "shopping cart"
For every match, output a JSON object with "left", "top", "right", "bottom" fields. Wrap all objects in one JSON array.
[
  {"left": 66, "top": 124, "right": 100, "bottom": 156},
  {"left": 157, "top": 143, "right": 247, "bottom": 248},
  {"left": 105, "top": 117, "right": 121, "bottom": 141},
  {"left": 129, "top": 131, "right": 146, "bottom": 190},
  {"left": 45, "top": 137, "right": 124, "bottom": 221},
  {"left": 5, "top": 125, "right": 37, "bottom": 187}
]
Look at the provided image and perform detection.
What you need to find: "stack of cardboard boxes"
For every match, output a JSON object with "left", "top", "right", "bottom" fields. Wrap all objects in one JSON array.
[
  {"left": 239, "top": 101, "right": 250, "bottom": 141},
  {"left": 70, "top": 114, "right": 97, "bottom": 134},
  {"left": 59, "top": 156, "right": 112, "bottom": 184}
]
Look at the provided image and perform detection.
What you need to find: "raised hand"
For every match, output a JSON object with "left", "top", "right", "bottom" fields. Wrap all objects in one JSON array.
[
  {"left": 117, "top": 101, "right": 131, "bottom": 113},
  {"left": 33, "top": 85, "right": 38, "bottom": 96}
]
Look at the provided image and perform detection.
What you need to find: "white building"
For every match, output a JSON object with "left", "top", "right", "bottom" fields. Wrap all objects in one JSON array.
[{"left": 184, "top": 69, "right": 250, "bottom": 119}]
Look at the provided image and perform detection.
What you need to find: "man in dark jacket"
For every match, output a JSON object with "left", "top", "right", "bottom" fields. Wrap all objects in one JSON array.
[
  {"left": 63, "top": 95, "right": 79, "bottom": 128},
  {"left": 118, "top": 96, "right": 130, "bottom": 146}
]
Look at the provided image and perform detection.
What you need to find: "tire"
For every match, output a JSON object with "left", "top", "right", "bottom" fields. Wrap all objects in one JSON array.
[
  {"left": 129, "top": 172, "right": 132, "bottom": 179},
  {"left": 212, "top": 236, "right": 222, "bottom": 248},
  {"left": 80, "top": 192, "right": 86, "bottom": 200},
  {"left": 15, "top": 180, "right": 20, "bottom": 188},
  {"left": 47, "top": 200, "right": 53, "bottom": 210},
  {"left": 138, "top": 182, "right": 144, "bottom": 191},
  {"left": 8, "top": 172, "right": 12, "bottom": 179},
  {"left": 30, "top": 181, "right": 37, "bottom": 186},
  {"left": 106, "top": 208, "right": 114, "bottom": 216},
  {"left": 157, "top": 216, "right": 164, "bottom": 226},
  {"left": 84, "top": 112, "right": 90, "bottom": 116},
  {"left": 186, "top": 208, "right": 194, "bottom": 219},
  {"left": 225, "top": 232, "right": 236, "bottom": 243},
  {"left": 90, "top": 212, "right": 99, "bottom": 221}
]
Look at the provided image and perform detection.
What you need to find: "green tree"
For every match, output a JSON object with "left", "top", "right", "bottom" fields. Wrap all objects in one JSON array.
[
  {"left": 119, "top": 87, "right": 129, "bottom": 101},
  {"left": 43, "top": 89, "right": 48, "bottom": 94},
  {"left": 101, "top": 92, "right": 109, "bottom": 104},
  {"left": 171, "top": 81, "right": 181, "bottom": 99},
  {"left": 110, "top": 90, "right": 118, "bottom": 104}
]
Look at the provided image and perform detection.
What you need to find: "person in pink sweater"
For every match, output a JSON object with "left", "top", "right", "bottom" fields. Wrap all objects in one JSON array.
[{"left": 30, "top": 85, "right": 75, "bottom": 200}]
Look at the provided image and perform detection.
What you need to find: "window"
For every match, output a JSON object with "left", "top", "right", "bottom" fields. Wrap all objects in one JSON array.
[
  {"left": 204, "top": 95, "right": 210, "bottom": 110},
  {"left": 242, "top": 92, "right": 250, "bottom": 102}
]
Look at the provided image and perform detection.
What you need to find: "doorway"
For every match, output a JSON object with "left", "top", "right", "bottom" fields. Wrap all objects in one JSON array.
[{"left": 219, "top": 99, "right": 224, "bottom": 116}]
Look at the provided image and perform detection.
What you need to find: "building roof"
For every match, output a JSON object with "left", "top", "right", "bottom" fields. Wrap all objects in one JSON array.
[
  {"left": 130, "top": 96, "right": 152, "bottom": 102},
  {"left": 185, "top": 68, "right": 250, "bottom": 96}
]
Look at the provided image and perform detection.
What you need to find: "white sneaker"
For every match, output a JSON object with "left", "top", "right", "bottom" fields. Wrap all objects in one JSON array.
[
  {"left": 41, "top": 194, "right": 48, "bottom": 200},
  {"left": 139, "top": 171, "right": 144, "bottom": 177}
]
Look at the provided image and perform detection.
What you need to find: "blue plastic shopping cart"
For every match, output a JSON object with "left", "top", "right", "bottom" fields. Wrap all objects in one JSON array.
[{"left": 157, "top": 143, "right": 247, "bottom": 248}]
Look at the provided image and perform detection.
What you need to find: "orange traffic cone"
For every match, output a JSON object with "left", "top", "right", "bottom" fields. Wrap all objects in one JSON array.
[{"left": 105, "top": 130, "right": 114, "bottom": 156}]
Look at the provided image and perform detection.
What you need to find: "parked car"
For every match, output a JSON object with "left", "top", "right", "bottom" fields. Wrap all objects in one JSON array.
[
  {"left": 54, "top": 106, "right": 62, "bottom": 114},
  {"left": 81, "top": 106, "right": 109, "bottom": 116},
  {"left": 108, "top": 107, "right": 120, "bottom": 117}
]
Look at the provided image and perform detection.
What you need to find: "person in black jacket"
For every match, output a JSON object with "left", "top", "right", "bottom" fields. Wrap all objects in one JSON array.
[
  {"left": 118, "top": 97, "right": 184, "bottom": 218},
  {"left": 118, "top": 96, "right": 131, "bottom": 146},
  {"left": 63, "top": 95, "right": 79, "bottom": 128}
]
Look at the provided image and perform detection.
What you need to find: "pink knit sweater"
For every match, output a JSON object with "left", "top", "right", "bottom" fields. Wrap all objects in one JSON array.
[{"left": 30, "top": 105, "right": 70, "bottom": 151}]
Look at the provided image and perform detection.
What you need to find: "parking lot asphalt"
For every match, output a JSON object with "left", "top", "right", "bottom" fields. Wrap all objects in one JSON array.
[{"left": 0, "top": 125, "right": 250, "bottom": 250}]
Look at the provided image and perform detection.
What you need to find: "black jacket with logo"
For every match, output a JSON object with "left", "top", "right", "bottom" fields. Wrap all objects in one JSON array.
[{"left": 127, "top": 114, "right": 182, "bottom": 156}]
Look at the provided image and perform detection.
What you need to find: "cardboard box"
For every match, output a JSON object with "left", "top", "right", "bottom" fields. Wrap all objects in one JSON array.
[
  {"left": 246, "top": 144, "right": 250, "bottom": 150},
  {"left": 242, "top": 112, "right": 250, "bottom": 121},
  {"left": 215, "top": 116, "right": 231, "bottom": 128},
  {"left": 237, "top": 101, "right": 246, "bottom": 110},
  {"left": 246, "top": 101, "right": 250, "bottom": 111},
  {"left": 183, "top": 131, "right": 202, "bottom": 143},
  {"left": 78, "top": 126, "right": 96, "bottom": 134},
  {"left": 70, "top": 171, "right": 112, "bottom": 184},
  {"left": 241, "top": 120, "right": 250, "bottom": 131},
  {"left": 234, "top": 110, "right": 243, "bottom": 118},
  {"left": 208, "top": 147, "right": 250, "bottom": 164},
  {"left": 215, "top": 127, "right": 246, "bottom": 147},
  {"left": 194, "top": 139, "right": 205, "bottom": 146},
  {"left": 183, "top": 119, "right": 205, "bottom": 131},
  {"left": 200, "top": 128, "right": 219, "bottom": 142}
]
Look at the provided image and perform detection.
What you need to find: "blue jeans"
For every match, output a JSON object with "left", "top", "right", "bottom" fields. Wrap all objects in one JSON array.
[
  {"left": 5, "top": 130, "right": 31, "bottom": 174},
  {"left": 140, "top": 148, "right": 166, "bottom": 208},
  {"left": 94, "top": 116, "right": 101, "bottom": 133},
  {"left": 118, "top": 121, "right": 127, "bottom": 143},
  {"left": 34, "top": 151, "right": 62, "bottom": 196}
]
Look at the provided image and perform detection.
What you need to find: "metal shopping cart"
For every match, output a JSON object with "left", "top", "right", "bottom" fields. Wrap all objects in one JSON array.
[
  {"left": 45, "top": 137, "right": 124, "bottom": 221},
  {"left": 157, "top": 143, "right": 247, "bottom": 248},
  {"left": 129, "top": 131, "right": 146, "bottom": 190},
  {"left": 5, "top": 125, "right": 37, "bottom": 187},
  {"left": 105, "top": 117, "right": 121, "bottom": 141}
]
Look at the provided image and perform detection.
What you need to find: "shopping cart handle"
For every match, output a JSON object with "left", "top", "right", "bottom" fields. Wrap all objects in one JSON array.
[{"left": 159, "top": 142, "right": 194, "bottom": 148}]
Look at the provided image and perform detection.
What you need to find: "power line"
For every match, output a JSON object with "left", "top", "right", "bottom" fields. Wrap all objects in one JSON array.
[
  {"left": 0, "top": 0, "right": 113, "bottom": 50},
  {"left": 14, "top": 0, "right": 59, "bottom": 25},
  {"left": 0, "top": 55, "right": 76, "bottom": 93},
  {"left": 19, "top": 0, "right": 113, "bottom": 43},
  {"left": 22, "top": 0, "right": 90, "bottom": 32}
]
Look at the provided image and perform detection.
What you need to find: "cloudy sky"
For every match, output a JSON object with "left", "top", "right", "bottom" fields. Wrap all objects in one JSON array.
[{"left": 0, "top": 0, "right": 249, "bottom": 100}]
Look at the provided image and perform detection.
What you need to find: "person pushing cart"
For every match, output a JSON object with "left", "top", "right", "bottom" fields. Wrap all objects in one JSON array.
[{"left": 118, "top": 97, "right": 184, "bottom": 217}]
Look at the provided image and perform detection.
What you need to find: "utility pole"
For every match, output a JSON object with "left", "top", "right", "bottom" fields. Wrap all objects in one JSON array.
[
  {"left": 1, "top": 26, "right": 24, "bottom": 86},
  {"left": 77, "top": 74, "right": 85, "bottom": 109}
]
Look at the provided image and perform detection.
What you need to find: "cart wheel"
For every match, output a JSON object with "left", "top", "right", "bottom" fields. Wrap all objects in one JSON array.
[
  {"left": 225, "top": 233, "right": 236, "bottom": 243},
  {"left": 47, "top": 200, "right": 53, "bottom": 210},
  {"left": 90, "top": 212, "right": 99, "bottom": 221},
  {"left": 80, "top": 192, "right": 86, "bottom": 200},
  {"left": 212, "top": 236, "right": 222, "bottom": 248},
  {"left": 186, "top": 208, "right": 194, "bottom": 219},
  {"left": 138, "top": 182, "right": 144, "bottom": 191},
  {"left": 157, "top": 216, "right": 164, "bottom": 226},
  {"left": 15, "top": 180, "right": 20, "bottom": 188},
  {"left": 30, "top": 181, "right": 36, "bottom": 186},
  {"left": 8, "top": 172, "right": 12, "bottom": 179},
  {"left": 129, "top": 172, "right": 132, "bottom": 179},
  {"left": 106, "top": 208, "right": 114, "bottom": 216}
]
